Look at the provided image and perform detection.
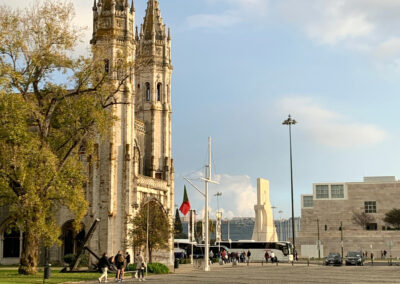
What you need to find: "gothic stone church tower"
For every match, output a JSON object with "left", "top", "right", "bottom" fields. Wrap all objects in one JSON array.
[
  {"left": 87, "top": 0, "right": 174, "bottom": 263},
  {"left": 0, "top": 0, "right": 174, "bottom": 266}
]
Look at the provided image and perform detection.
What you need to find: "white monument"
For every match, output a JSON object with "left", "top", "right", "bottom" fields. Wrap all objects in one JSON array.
[{"left": 252, "top": 178, "right": 278, "bottom": 242}]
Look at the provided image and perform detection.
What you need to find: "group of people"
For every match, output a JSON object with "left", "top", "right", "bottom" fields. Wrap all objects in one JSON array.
[
  {"left": 264, "top": 250, "right": 277, "bottom": 263},
  {"left": 97, "top": 251, "right": 147, "bottom": 283},
  {"left": 210, "top": 250, "right": 252, "bottom": 264}
]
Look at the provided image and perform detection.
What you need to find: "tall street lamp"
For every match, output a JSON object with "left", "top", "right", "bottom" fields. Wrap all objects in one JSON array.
[{"left": 283, "top": 114, "right": 297, "bottom": 254}]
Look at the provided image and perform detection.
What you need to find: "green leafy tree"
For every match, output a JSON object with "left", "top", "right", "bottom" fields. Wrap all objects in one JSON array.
[
  {"left": 384, "top": 209, "right": 400, "bottom": 229},
  {"left": 0, "top": 0, "right": 131, "bottom": 274},
  {"left": 174, "top": 209, "right": 187, "bottom": 239},
  {"left": 129, "top": 200, "right": 172, "bottom": 263}
]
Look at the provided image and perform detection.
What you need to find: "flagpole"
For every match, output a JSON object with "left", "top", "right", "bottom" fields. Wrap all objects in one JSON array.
[
  {"left": 204, "top": 137, "right": 211, "bottom": 271},
  {"left": 184, "top": 137, "right": 218, "bottom": 272}
]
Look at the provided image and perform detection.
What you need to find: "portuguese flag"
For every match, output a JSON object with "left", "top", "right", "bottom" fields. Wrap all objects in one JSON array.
[{"left": 179, "top": 186, "right": 191, "bottom": 216}]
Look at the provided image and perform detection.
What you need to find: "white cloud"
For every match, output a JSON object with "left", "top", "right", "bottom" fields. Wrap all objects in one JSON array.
[
  {"left": 277, "top": 97, "right": 387, "bottom": 148},
  {"left": 278, "top": 0, "right": 400, "bottom": 70},
  {"left": 182, "top": 172, "right": 257, "bottom": 218}
]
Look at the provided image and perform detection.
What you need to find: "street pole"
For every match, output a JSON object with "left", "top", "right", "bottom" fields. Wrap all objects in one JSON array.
[
  {"left": 317, "top": 219, "right": 320, "bottom": 259},
  {"left": 146, "top": 201, "right": 149, "bottom": 277},
  {"left": 340, "top": 221, "right": 344, "bottom": 258},
  {"left": 283, "top": 115, "right": 297, "bottom": 254},
  {"left": 204, "top": 137, "right": 211, "bottom": 271},
  {"left": 228, "top": 219, "right": 230, "bottom": 241}
]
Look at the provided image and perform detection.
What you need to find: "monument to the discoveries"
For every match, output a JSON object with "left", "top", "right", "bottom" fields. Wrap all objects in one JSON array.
[{"left": 252, "top": 178, "right": 278, "bottom": 242}]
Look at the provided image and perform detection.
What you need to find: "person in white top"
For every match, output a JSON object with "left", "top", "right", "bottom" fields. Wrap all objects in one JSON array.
[{"left": 136, "top": 252, "right": 147, "bottom": 282}]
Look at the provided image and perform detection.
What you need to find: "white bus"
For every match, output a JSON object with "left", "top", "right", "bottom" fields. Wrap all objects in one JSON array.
[{"left": 217, "top": 240, "right": 293, "bottom": 262}]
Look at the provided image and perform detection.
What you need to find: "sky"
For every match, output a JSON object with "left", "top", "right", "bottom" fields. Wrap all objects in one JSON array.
[{"left": 3, "top": 0, "right": 400, "bottom": 220}]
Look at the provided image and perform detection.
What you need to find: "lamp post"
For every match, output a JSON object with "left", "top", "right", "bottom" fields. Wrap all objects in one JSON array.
[
  {"left": 283, "top": 114, "right": 297, "bottom": 254},
  {"left": 278, "top": 210, "right": 283, "bottom": 241}
]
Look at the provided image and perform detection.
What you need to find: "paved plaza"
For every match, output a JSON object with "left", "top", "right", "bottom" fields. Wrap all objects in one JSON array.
[{"left": 78, "top": 263, "right": 400, "bottom": 284}]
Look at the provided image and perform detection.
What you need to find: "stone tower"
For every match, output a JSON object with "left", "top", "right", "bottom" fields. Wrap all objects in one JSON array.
[
  {"left": 90, "top": 0, "right": 136, "bottom": 255},
  {"left": 135, "top": 0, "right": 173, "bottom": 180},
  {"left": 86, "top": 0, "right": 174, "bottom": 264}
]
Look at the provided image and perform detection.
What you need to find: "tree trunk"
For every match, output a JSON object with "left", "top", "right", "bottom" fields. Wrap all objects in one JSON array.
[
  {"left": 149, "top": 244, "right": 152, "bottom": 264},
  {"left": 18, "top": 231, "right": 39, "bottom": 275}
]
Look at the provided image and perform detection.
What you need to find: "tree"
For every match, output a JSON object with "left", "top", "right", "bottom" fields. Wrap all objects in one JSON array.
[
  {"left": 384, "top": 209, "right": 400, "bottom": 229},
  {"left": 174, "top": 209, "right": 187, "bottom": 239},
  {"left": 194, "top": 219, "right": 215, "bottom": 243},
  {"left": 129, "top": 200, "right": 172, "bottom": 263},
  {"left": 0, "top": 0, "right": 131, "bottom": 274},
  {"left": 352, "top": 211, "right": 375, "bottom": 229}
]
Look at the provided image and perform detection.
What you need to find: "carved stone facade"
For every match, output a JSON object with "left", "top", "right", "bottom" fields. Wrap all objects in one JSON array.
[{"left": 0, "top": 0, "right": 174, "bottom": 266}]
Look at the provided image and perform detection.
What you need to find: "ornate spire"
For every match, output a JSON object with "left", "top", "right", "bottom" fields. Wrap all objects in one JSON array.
[
  {"left": 130, "top": 0, "right": 135, "bottom": 13},
  {"left": 142, "top": 0, "right": 165, "bottom": 41}
]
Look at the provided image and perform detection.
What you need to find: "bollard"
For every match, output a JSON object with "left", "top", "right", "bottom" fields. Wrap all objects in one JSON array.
[
  {"left": 292, "top": 261, "right": 294, "bottom": 266},
  {"left": 44, "top": 264, "right": 51, "bottom": 280},
  {"left": 262, "top": 261, "right": 263, "bottom": 266},
  {"left": 276, "top": 261, "right": 278, "bottom": 266}
]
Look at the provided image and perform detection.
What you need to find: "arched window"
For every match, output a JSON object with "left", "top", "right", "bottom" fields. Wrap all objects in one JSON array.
[
  {"left": 145, "top": 83, "right": 151, "bottom": 101},
  {"left": 104, "top": 59, "right": 110, "bottom": 73},
  {"left": 62, "top": 221, "right": 85, "bottom": 256},
  {"left": 157, "top": 83, "right": 162, "bottom": 101},
  {"left": 3, "top": 224, "right": 20, "bottom": 258}
]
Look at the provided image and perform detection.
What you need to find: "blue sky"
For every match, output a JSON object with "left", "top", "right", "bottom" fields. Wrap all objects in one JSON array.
[{"left": 4, "top": 0, "right": 400, "bottom": 219}]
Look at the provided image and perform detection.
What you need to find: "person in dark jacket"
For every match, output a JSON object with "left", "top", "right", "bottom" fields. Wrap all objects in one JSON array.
[
  {"left": 98, "top": 253, "right": 110, "bottom": 283},
  {"left": 125, "top": 252, "right": 131, "bottom": 271}
]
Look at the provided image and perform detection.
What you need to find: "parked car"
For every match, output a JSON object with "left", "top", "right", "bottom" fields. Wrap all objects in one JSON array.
[
  {"left": 345, "top": 251, "right": 364, "bottom": 266},
  {"left": 325, "top": 253, "right": 342, "bottom": 266}
]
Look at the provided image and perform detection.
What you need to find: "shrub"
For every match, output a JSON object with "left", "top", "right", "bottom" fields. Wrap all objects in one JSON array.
[
  {"left": 147, "top": 263, "right": 169, "bottom": 274},
  {"left": 64, "top": 254, "right": 76, "bottom": 266}
]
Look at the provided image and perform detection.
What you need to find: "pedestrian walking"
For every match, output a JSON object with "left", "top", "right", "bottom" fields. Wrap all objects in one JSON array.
[
  {"left": 126, "top": 252, "right": 131, "bottom": 271},
  {"left": 247, "top": 250, "right": 251, "bottom": 264},
  {"left": 114, "top": 250, "right": 125, "bottom": 282},
  {"left": 98, "top": 253, "right": 110, "bottom": 283},
  {"left": 136, "top": 251, "right": 147, "bottom": 282},
  {"left": 264, "top": 251, "right": 270, "bottom": 263},
  {"left": 210, "top": 250, "right": 214, "bottom": 264},
  {"left": 270, "top": 251, "right": 275, "bottom": 263}
]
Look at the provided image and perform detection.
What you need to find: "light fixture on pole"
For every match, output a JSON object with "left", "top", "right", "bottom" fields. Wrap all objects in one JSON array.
[
  {"left": 282, "top": 114, "right": 297, "bottom": 254},
  {"left": 214, "top": 192, "right": 222, "bottom": 212}
]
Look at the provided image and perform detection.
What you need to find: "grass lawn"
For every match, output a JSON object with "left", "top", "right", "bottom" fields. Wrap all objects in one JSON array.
[{"left": 0, "top": 268, "right": 100, "bottom": 284}]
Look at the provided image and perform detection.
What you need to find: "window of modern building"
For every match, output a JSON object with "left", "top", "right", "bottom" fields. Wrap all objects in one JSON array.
[
  {"left": 331, "top": 184, "right": 344, "bottom": 198},
  {"left": 366, "top": 223, "right": 378, "bottom": 231},
  {"left": 365, "top": 201, "right": 377, "bottom": 213},
  {"left": 3, "top": 226, "right": 20, "bottom": 258},
  {"left": 145, "top": 83, "right": 150, "bottom": 101},
  {"left": 316, "top": 185, "right": 329, "bottom": 199},
  {"left": 324, "top": 225, "right": 328, "bottom": 231},
  {"left": 157, "top": 83, "right": 162, "bottom": 101},
  {"left": 303, "top": 196, "right": 313, "bottom": 208}
]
